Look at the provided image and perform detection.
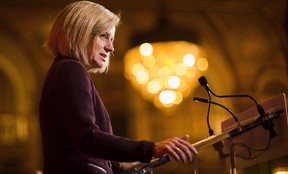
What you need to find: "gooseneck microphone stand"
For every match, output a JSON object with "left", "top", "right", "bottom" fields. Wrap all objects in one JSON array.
[{"left": 197, "top": 76, "right": 277, "bottom": 139}]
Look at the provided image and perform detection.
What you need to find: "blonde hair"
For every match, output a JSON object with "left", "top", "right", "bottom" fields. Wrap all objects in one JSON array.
[{"left": 47, "top": 1, "right": 120, "bottom": 73}]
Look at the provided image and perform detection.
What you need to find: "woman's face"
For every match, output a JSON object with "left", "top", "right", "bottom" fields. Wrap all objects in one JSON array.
[{"left": 89, "top": 27, "right": 115, "bottom": 70}]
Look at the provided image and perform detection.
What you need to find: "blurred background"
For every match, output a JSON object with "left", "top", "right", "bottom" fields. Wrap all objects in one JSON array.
[{"left": 0, "top": 0, "right": 287, "bottom": 173}]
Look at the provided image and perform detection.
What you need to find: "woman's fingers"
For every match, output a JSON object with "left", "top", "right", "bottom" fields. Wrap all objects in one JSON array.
[
  {"left": 172, "top": 136, "right": 197, "bottom": 163},
  {"left": 154, "top": 134, "right": 198, "bottom": 163}
]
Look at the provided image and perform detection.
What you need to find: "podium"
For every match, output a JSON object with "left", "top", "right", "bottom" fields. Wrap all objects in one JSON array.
[
  {"left": 221, "top": 93, "right": 288, "bottom": 173},
  {"left": 127, "top": 93, "right": 288, "bottom": 174}
]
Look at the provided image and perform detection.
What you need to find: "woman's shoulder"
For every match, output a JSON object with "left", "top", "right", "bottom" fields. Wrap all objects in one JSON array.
[
  {"left": 47, "top": 56, "right": 90, "bottom": 81},
  {"left": 54, "top": 56, "right": 81, "bottom": 66},
  {"left": 53, "top": 56, "right": 86, "bottom": 71}
]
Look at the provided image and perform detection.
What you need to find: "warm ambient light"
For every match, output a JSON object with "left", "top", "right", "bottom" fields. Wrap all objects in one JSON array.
[
  {"left": 273, "top": 167, "right": 288, "bottom": 174},
  {"left": 124, "top": 41, "right": 208, "bottom": 108}
]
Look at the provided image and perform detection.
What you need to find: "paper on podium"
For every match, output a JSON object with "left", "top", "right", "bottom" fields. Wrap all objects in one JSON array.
[{"left": 221, "top": 93, "right": 288, "bottom": 169}]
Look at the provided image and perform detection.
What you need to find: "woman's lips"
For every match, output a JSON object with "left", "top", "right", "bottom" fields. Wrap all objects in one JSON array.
[{"left": 100, "top": 53, "right": 107, "bottom": 62}]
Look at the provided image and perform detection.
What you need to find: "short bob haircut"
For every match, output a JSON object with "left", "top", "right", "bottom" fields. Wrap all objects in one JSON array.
[{"left": 47, "top": 1, "right": 120, "bottom": 73}]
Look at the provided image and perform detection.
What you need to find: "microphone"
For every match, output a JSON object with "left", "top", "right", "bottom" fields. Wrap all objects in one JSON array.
[
  {"left": 199, "top": 76, "right": 214, "bottom": 136},
  {"left": 197, "top": 76, "right": 277, "bottom": 138},
  {"left": 193, "top": 97, "right": 240, "bottom": 126},
  {"left": 198, "top": 76, "right": 265, "bottom": 116},
  {"left": 193, "top": 96, "right": 232, "bottom": 159}
]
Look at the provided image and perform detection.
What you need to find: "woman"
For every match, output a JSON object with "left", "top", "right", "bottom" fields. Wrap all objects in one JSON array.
[{"left": 39, "top": 1, "right": 197, "bottom": 174}]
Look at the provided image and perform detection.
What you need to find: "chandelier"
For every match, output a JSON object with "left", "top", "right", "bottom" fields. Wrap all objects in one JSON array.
[{"left": 124, "top": 41, "right": 208, "bottom": 108}]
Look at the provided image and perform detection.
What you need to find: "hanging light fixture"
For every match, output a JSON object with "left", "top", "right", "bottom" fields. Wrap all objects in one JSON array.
[
  {"left": 124, "top": 2, "right": 208, "bottom": 108},
  {"left": 124, "top": 41, "right": 208, "bottom": 108}
]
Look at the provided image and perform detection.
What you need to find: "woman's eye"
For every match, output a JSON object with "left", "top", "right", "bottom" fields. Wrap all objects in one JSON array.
[
  {"left": 98, "top": 33, "right": 114, "bottom": 43},
  {"left": 99, "top": 34, "right": 108, "bottom": 39}
]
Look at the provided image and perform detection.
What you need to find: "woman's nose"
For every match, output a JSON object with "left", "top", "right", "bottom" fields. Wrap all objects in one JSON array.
[{"left": 105, "top": 40, "right": 114, "bottom": 52}]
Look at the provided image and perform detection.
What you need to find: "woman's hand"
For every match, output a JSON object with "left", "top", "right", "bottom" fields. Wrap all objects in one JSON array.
[{"left": 153, "top": 134, "right": 197, "bottom": 163}]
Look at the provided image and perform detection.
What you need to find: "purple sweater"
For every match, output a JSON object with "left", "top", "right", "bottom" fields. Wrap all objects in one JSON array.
[{"left": 39, "top": 56, "right": 155, "bottom": 174}]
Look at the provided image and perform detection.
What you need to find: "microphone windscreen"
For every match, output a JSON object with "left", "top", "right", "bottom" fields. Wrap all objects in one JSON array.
[{"left": 198, "top": 76, "right": 208, "bottom": 86}]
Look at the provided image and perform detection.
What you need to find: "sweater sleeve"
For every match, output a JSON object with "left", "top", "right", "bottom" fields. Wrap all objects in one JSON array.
[
  {"left": 52, "top": 60, "right": 155, "bottom": 163},
  {"left": 82, "top": 129, "right": 155, "bottom": 163}
]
